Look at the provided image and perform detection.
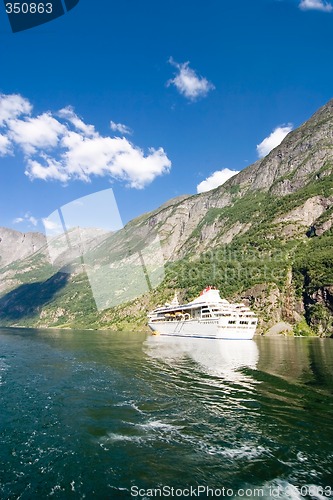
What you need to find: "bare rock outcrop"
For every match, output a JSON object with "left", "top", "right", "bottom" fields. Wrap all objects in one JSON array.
[{"left": 0, "top": 227, "right": 46, "bottom": 269}]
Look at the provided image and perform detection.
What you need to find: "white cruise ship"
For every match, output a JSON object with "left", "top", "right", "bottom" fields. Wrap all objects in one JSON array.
[{"left": 148, "top": 287, "right": 258, "bottom": 340}]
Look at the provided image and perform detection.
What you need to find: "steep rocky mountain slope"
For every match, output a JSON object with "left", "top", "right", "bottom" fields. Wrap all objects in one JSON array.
[
  {"left": 0, "top": 227, "right": 46, "bottom": 269},
  {"left": 0, "top": 100, "right": 332, "bottom": 335},
  {"left": 127, "top": 98, "right": 333, "bottom": 260}
]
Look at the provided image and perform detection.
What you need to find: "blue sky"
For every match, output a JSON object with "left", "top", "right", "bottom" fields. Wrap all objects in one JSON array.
[{"left": 0, "top": 0, "right": 333, "bottom": 233}]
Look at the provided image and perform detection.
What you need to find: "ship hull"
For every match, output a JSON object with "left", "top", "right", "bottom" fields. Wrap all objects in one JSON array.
[{"left": 148, "top": 319, "right": 255, "bottom": 340}]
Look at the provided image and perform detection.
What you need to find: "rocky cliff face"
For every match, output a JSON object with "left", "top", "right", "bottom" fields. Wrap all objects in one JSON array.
[
  {"left": 0, "top": 100, "right": 332, "bottom": 335},
  {"left": 122, "top": 99, "right": 333, "bottom": 262},
  {"left": 0, "top": 227, "right": 46, "bottom": 268},
  {"left": 228, "top": 99, "right": 333, "bottom": 195}
]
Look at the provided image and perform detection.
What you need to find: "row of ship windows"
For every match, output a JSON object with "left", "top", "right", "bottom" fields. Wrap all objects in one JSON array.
[
  {"left": 228, "top": 320, "right": 256, "bottom": 325},
  {"left": 202, "top": 314, "right": 254, "bottom": 318}
]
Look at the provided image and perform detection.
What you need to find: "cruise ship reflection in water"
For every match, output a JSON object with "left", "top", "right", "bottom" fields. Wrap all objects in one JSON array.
[{"left": 144, "top": 336, "right": 259, "bottom": 382}]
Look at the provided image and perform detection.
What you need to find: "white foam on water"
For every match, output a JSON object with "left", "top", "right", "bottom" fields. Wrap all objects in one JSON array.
[
  {"left": 0, "top": 360, "right": 8, "bottom": 370},
  {"left": 49, "top": 484, "right": 65, "bottom": 496},
  {"left": 98, "top": 418, "right": 186, "bottom": 451},
  {"left": 136, "top": 419, "right": 183, "bottom": 433},
  {"left": 99, "top": 433, "right": 146, "bottom": 447},
  {"left": 128, "top": 400, "right": 147, "bottom": 415},
  {"left": 296, "top": 451, "right": 308, "bottom": 462},
  {"left": 195, "top": 439, "right": 268, "bottom": 460},
  {"left": 115, "top": 400, "right": 146, "bottom": 415},
  {"left": 108, "top": 485, "right": 130, "bottom": 493},
  {"left": 221, "top": 444, "right": 267, "bottom": 460},
  {"left": 0, "top": 359, "right": 9, "bottom": 385}
]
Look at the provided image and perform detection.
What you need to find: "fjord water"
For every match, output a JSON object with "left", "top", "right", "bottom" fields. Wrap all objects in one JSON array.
[{"left": 0, "top": 329, "right": 332, "bottom": 499}]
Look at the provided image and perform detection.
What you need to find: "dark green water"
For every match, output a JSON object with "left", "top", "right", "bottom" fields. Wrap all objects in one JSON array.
[{"left": 0, "top": 329, "right": 333, "bottom": 499}]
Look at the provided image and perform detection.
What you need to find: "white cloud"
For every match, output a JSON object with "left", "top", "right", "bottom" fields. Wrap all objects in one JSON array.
[
  {"left": 299, "top": 0, "right": 333, "bottom": 11},
  {"left": 42, "top": 217, "right": 62, "bottom": 231},
  {"left": 26, "top": 156, "right": 70, "bottom": 182},
  {"left": 167, "top": 58, "right": 215, "bottom": 101},
  {"left": 197, "top": 168, "right": 239, "bottom": 193},
  {"left": 0, "top": 133, "right": 11, "bottom": 156},
  {"left": 13, "top": 212, "right": 38, "bottom": 227},
  {"left": 29, "top": 215, "right": 38, "bottom": 226},
  {"left": 0, "top": 93, "right": 32, "bottom": 126},
  {"left": 25, "top": 138, "right": 171, "bottom": 188},
  {"left": 110, "top": 121, "right": 132, "bottom": 135},
  {"left": 256, "top": 125, "right": 293, "bottom": 158},
  {"left": 8, "top": 113, "right": 66, "bottom": 154},
  {"left": 0, "top": 93, "right": 172, "bottom": 189},
  {"left": 58, "top": 106, "right": 97, "bottom": 137}
]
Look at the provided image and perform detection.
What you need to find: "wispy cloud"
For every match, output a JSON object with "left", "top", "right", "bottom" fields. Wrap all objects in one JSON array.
[
  {"left": 167, "top": 58, "right": 215, "bottom": 101},
  {"left": 0, "top": 134, "right": 11, "bottom": 156},
  {"left": 256, "top": 125, "right": 293, "bottom": 158},
  {"left": 0, "top": 93, "right": 171, "bottom": 189},
  {"left": 42, "top": 217, "right": 62, "bottom": 234},
  {"left": 197, "top": 168, "right": 239, "bottom": 193},
  {"left": 299, "top": 0, "right": 333, "bottom": 11},
  {"left": 58, "top": 106, "right": 97, "bottom": 137},
  {"left": 13, "top": 212, "right": 38, "bottom": 227},
  {"left": 110, "top": 121, "right": 132, "bottom": 135},
  {"left": 0, "top": 93, "right": 32, "bottom": 125}
]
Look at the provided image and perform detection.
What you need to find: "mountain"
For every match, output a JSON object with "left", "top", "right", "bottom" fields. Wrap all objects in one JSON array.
[
  {"left": 0, "top": 227, "right": 46, "bottom": 269},
  {"left": 0, "top": 100, "right": 332, "bottom": 335}
]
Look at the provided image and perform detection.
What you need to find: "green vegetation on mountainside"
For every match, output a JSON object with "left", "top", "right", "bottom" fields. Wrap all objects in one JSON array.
[
  {"left": 1, "top": 179, "right": 331, "bottom": 335},
  {"left": 0, "top": 100, "right": 333, "bottom": 335}
]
